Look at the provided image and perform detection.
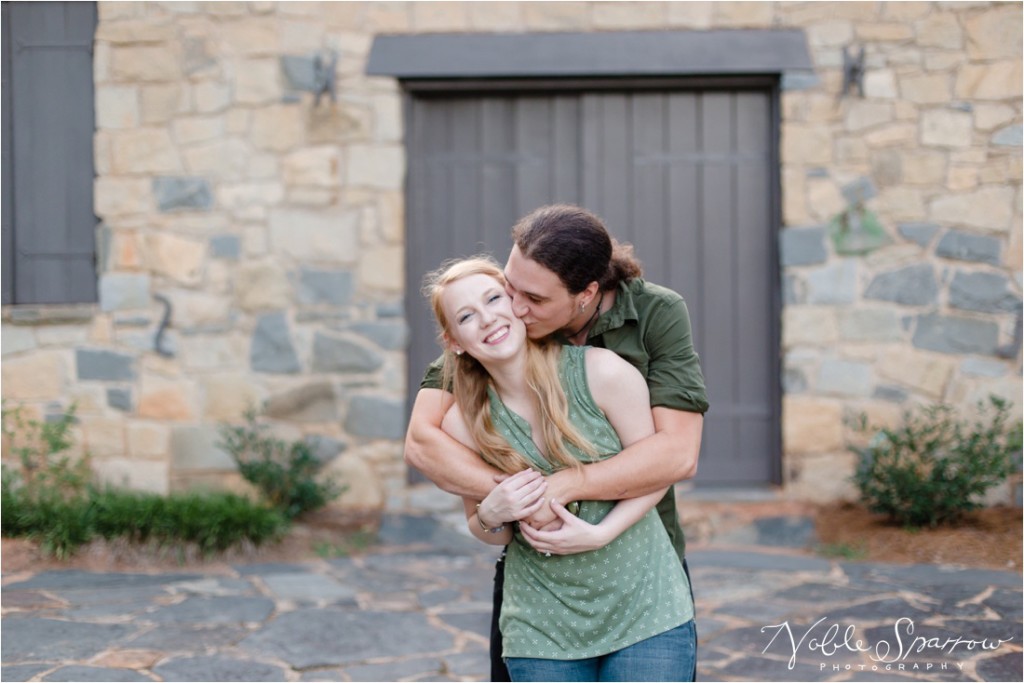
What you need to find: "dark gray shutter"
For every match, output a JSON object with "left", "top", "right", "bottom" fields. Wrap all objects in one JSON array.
[
  {"left": 2, "top": 1, "right": 98, "bottom": 305},
  {"left": 406, "top": 86, "right": 779, "bottom": 485}
]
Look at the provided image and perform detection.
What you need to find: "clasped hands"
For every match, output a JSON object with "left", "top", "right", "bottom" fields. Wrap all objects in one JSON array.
[{"left": 477, "top": 469, "right": 609, "bottom": 556}]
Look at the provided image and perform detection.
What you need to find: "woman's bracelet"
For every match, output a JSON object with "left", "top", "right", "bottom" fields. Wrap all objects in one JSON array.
[{"left": 476, "top": 503, "right": 505, "bottom": 534}]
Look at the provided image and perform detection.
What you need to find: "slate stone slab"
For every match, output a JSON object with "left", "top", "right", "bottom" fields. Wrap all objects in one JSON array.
[
  {"left": 806, "top": 260, "right": 857, "bottom": 304},
  {"left": 76, "top": 349, "right": 136, "bottom": 381},
  {"left": 841, "top": 562, "right": 1023, "bottom": 590},
  {"left": 1, "top": 664, "right": 55, "bottom": 682},
  {"left": 912, "top": 313, "right": 999, "bottom": 356},
  {"left": 153, "top": 177, "right": 213, "bottom": 212},
  {"left": 106, "top": 387, "right": 132, "bottom": 411},
  {"left": 41, "top": 665, "right": 154, "bottom": 682},
  {"left": 262, "top": 381, "right": 337, "bottom": 422},
  {"left": 126, "top": 624, "right": 249, "bottom": 652},
  {"left": 437, "top": 610, "right": 491, "bottom": 638},
  {"left": 949, "top": 271, "right": 1022, "bottom": 314},
  {"left": 770, "top": 583, "right": 881, "bottom": 604},
  {"left": 99, "top": 273, "right": 151, "bottom": 312},
  {"left": 240, "top": 609, "right": 455, "bottom": 668},
  {"left": 344, "top": 394, "right": 405, "bottom": 438},
  {"left": 780, "top": 227, "right": 828, "bottom": 267},
  {"left": 865, "top": 264, "right": 938, "bottom": 306},
  {"left": 261, "top": 572, "right": 357, "bottom": 603},
  {"left": 420, "top": 587, "right": 464, "bottom": 608},
  {"left": 444, "top": 647, "right": 491, "bottom": 678},
  {"left": 343, "top": 657, "right": 447, "bottom": 682},
  {"left": 897, "top": 222, "right": 939, "bottom": 247},
  {"left": 976, "top": 652, "right": 1024, "bottom": 682},
  {"left": 375, "top": 514, "right": 484, "bottom": 555},
  {"left": 147, "top": 596, "right": 275, "bottom": 624},
  {"left": 210, "top": 234, "right": 241, "bottom": 260},
  {"left": 299, "top": 669, "right": 347, "bottom": 682},
  {"left": 234, "top": 562, "right": 313, "bottom": 576},
  {"left": 992, "top": 124, "right": 1023, "bottom": 146},
  {"left": 296, "top": 268, "right": 354, "bottom": 307},
  {"left": 5, "top": 571, "right": 200, "bottom": 591},
  {"left": 0, "top": 618, "right": 135, "bottom": 661},
  {"left": 689, "top": 549, "right": 832, "bottom": 573},
  {"left": 311, "top": 332, "right": 384, "bottom": 373},
  {"left": 58, "top": 596, "right": 157, "bottom": 619},
  {"left": 281, "top": 55, "right": 318, "bottom": 91},
  {"left": 153, "top": 655, "right": 286, "bottom": 682},
  {"left": 826, "top": 598, "right": 932, "bottom": 622},
  {"left": 250, "top": 312, "right": 301, "bottom": 374},
  {"left": 936, "top": 230, "right": 1001, "bottom": 265},
  {"left": 349, "top": 321, "right": 408, "bottom": 351}
]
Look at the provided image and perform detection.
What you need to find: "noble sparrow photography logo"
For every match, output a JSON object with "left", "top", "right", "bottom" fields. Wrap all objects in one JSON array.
[{"left": 761, "top": 617, "right": 1015, "bottom": 672}]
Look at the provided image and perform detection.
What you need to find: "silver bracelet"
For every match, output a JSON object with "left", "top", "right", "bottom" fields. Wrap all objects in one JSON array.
[{"left": 476, "top": 503, "right": 505, "bottom": 533}]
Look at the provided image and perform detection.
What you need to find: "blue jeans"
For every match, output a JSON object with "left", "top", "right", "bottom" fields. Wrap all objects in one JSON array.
[{"left": 505, "top": 619, "right": 697, "bottom": 682}]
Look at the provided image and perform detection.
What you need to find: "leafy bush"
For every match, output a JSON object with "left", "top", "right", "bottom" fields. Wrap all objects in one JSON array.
[
  {"left": 2, "top": 481, "right": 288, "bottom": 559},
  {"left": 852, "top": 396, "right": 1022, "bottom": 528},
  {"left": 1, "top": 402, "right": 92, "bottom": 502},
  {"left": 219, "top": 410, "right": 344, "bottom": 519},
  {"left": 2, "top": 402, "right": 288, "bottom": 558}
]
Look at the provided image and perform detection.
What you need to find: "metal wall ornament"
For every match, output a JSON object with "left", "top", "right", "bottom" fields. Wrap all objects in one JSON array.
[
  {"left": 841, "top": 45, "right": 866, "bottom": 98},
  {"left": 829, "top": 203, "right": 891, "bottom": 255}
]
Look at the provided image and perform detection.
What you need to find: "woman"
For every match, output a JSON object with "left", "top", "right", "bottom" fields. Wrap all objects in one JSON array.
[{"left": 424, "top": 256, "right": 696, "bottom": 682}]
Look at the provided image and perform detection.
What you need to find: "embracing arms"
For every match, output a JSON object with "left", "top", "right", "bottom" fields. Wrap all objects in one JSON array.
[{"left": 404, "top": 387, "right": 506, "bottom": 500}]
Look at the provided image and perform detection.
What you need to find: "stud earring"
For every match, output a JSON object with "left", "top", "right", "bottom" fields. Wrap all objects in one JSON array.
[
  {"left": 579, "top": 302, "right": 585, "bottom": 313},
  {"left": 454, "top": 350, "right": 463, "bottom": 356}
]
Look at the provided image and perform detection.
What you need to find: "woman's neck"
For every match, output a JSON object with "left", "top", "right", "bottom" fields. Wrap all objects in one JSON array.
[{"left": 478, "top": 348, "right": 530, "bottom": 401}]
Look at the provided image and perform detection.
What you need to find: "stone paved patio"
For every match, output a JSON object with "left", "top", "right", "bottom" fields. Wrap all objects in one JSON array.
[{"left": 2, "top": 514, "right": 1021, "bottom": 682}]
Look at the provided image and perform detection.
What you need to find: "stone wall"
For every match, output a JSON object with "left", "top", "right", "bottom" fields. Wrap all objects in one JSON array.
[{"left": 1, "top": 2, "right": 1020, "bottom": 508}]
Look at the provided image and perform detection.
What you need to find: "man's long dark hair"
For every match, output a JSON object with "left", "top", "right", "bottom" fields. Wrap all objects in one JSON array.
[{"left": 511, "top": 204, "right": 642, "bottom": 294}]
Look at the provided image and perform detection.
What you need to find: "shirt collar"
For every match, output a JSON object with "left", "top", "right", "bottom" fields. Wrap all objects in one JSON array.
[{"left": 589, "top": 279, "right": 639, "bottom": 338}]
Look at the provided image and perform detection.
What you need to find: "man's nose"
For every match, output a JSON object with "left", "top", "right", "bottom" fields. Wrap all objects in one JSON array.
[{"left": 510, "top": 292, "right": 529, "bottom": 318}]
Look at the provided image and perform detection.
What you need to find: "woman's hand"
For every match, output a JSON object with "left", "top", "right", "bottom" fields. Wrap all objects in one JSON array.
[
  {"left": 518, "top": 500, "right": 611, "bottom": 555},
  {"left": 477, "top": 469, "right": 547, "bottom": 527}
]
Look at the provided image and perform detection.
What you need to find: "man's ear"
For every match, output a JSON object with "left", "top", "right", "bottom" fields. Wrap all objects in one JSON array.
[{"left": 581, "top": 281, "right": 600, "bottom": 307}]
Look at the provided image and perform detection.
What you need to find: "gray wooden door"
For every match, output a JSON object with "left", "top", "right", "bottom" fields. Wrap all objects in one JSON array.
[
  {"left": 2, "top": 1, "right": 98, "bottom": 305},
  {"left": 406, "top": 87, "right": 779, "bottom": 485}
]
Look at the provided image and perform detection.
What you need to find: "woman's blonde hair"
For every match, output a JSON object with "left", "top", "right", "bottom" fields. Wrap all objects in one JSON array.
[{"left": 423, "top": 255, "right": 596, "bottom": 474}]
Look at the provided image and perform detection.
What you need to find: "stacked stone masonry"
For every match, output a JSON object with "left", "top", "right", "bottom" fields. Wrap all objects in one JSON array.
[{"left": 1, "top": 2, "right": 1020, "bottom": 508}]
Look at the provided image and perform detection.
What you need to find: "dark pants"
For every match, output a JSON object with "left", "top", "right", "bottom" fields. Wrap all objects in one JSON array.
[{"left": 489, "top": 550, "right": 699, "bottom": 682}]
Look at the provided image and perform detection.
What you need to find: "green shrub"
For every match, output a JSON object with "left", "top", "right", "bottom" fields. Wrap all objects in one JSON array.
[
  {"left": 90, "top": 489, "right": 287, "bottom": 553},
  {"left": 219, "top": 410, "right": 344, "bottom": 519},
  {"left": 852, "top": 396, "right": 1023, "bottom": 528},
  {"left": 2, "top": 402, "right": 288, "bottom": 558},
  {"left": 1, "top": 402, "right": 92, "bottom": 502},
  {"left": 2, "top": 481, "right": 288, "bottom": 559}
]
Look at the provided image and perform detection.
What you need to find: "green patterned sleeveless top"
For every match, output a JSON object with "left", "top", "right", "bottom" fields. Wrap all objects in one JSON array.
[{"left": 489, "top": 345, "right": 694, "bottom": 661}]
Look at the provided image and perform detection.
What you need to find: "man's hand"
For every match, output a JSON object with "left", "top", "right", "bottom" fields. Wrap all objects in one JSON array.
[
  {"left": 519, "top": 500, "right": 608, "bottom": 555},
  {"left": 525, "top": 468, "right": 583, "bottom": 527}
]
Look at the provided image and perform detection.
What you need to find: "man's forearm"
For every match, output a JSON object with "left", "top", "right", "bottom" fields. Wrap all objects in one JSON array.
[
  {"left": 403, "top": 389, "right": 502, "bottom": 499},
  {"left": 405, "top": 427, "right": 502, "bottom": 499},
  {"left": 550, "top": 410, "right": 703, "bottom": 503}
]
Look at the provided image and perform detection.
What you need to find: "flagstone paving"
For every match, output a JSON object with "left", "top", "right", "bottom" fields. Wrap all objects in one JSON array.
[{"left": 2, "top": 514, "right": 1020, "bottom": 682}]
